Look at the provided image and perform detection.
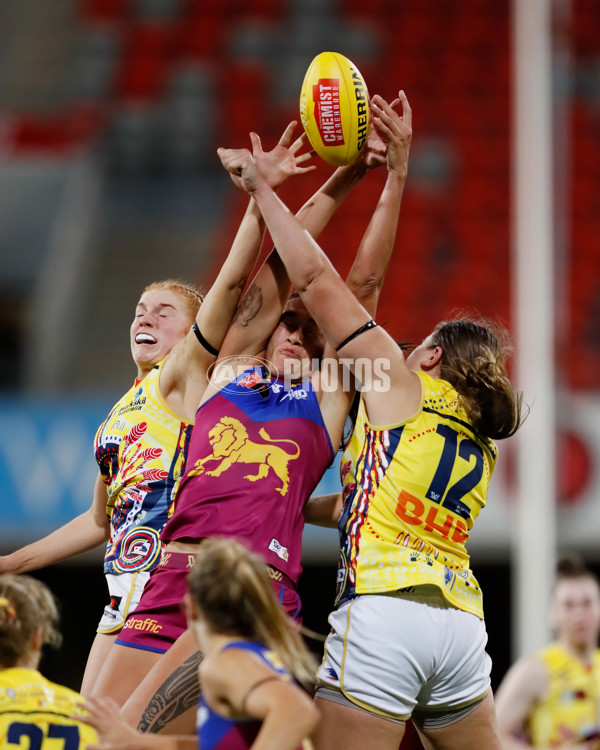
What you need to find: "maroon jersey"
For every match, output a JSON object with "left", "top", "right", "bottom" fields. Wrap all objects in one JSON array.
[{"left": 162, "top": 367, "right": 334, "bottom": 583}]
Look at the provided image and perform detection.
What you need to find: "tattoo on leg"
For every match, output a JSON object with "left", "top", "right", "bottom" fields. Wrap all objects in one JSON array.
[{"left": 138, "top": 650, "right": 203, "bottom": 734}]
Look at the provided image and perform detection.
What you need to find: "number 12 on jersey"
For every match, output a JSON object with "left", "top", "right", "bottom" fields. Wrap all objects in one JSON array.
[{"left": 395, "top": 424, "right": 485, "bottom": 544}]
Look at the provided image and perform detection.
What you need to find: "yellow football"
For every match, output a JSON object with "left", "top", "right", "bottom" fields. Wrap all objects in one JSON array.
[{"left": 299, "top": 51, "right": 370, "bottom": 167}]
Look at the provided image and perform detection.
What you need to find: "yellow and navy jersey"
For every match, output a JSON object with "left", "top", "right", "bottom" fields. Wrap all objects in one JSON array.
[
  {"left": 0, "top": 668, "right": 98, "bottom": 748},
  {"left": 528, "top": 643, "right": 600, "bottom": 747},
  {"left": 94, "top": 360, "right": 194, "bottom": 576},
  {"left": 337, "top": 370, "right": 497, "bottom": 619}
]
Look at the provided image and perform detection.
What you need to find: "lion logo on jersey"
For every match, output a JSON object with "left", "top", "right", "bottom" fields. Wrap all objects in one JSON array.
[{"left": 187, "top": 417, "right": 300, "bottom": 496}]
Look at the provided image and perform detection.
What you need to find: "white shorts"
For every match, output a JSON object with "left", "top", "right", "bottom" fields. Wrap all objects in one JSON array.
[
  {"left": 97, "top": 571, "right": 150, "bottom": 634},
  {"left": 316, "top": 586, "right": 491, "bottom": 721}
]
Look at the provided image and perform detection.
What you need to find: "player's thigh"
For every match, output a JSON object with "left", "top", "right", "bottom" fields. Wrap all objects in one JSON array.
[
  {"left": 313, "top": 695, "right": 406, "bottom": 750},
  {"left": 121, "top": 628, "right": 200, "bottom": 731},
  {"left": 415, "top": 693, "right": 501, "bottom": 750},
  {"left": 80, "top": 632, "right": 117, "bottom": 697},
  {"left": 90, "top": 640, "right": 163, "bottom": 706}
]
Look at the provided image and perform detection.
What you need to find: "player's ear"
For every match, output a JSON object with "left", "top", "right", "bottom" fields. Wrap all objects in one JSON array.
[
  {"left": 420, "top": 345, "right": 442, "bottom": 371},
  {"left": 430, "top": 346, "right": 443, "bottom": 367}
]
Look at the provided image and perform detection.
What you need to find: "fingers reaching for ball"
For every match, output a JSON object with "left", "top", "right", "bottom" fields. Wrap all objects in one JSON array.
[
  {"left": 218, "top": 123, "right": 316, "bottom": 194},
  {"left": 370, "top": 90, "right": 412, "bottom": 178},
  {"left": 252, "top": 123, "right": 316, "bottom": 190}
]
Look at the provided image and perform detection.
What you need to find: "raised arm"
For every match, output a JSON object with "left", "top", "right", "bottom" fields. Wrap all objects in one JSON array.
[
  {"left": 0, "top": 472, "right": 110, "bottom": 574},
  {"left": 216, "top": 148, "right": 385, "bottom": 361},
  {"left": 345, "top": 92, "right": 412, "bottom": 316},
  {"left": 160, "top": 123, "right": 314, "bottom": 411},
  {"left": 303, "top": 491, "right": 343, "bottom": 527},
  {"left": 219, "top": 96, "right": 421, "bottom": 426}
]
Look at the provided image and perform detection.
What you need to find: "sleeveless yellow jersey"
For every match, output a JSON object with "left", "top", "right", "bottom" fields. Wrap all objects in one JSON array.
[
  {"left": 0, "top": 667, "right": 98, "bottom": 747},
  {"left": 337, "top": 370, "right": 497, "bottom": 619},
  {"left": 528, "top": 642, "right": 600, "bottom": 747},
  {"left": 94, "top": 360, "right": 194, "bottom": 576}
]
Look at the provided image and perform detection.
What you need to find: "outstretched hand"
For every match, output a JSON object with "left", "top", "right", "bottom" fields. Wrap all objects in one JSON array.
[
  {"left": 358, "top": 110, "right": 388, "bottom": 170},
  {"left": 76, "top": 697, "right": 140, "bottom": 749},
  {"left": 258, "top": 121, "right": 316, "bottom": 189},
  {"left": 218, "top": 121, "right": 315, "bottom": 193},
  {"left": 369, "top": 90, "right": 412, "bottom": 179},
  {"left": 217, "top": 141, "right": 260, "bottom": 195}
]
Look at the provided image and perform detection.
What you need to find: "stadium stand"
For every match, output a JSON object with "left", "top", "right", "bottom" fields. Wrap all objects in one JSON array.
[{"left": 0, "top": 0, "right": 598, "bottom": 390}]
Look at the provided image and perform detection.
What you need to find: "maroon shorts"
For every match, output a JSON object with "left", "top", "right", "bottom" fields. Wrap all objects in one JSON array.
[
  {"left": 267, "top": 566, "right": 302, "bottom": 624},
  {"left": 115, "top": 550, "right": 301, "bottom": 654}
]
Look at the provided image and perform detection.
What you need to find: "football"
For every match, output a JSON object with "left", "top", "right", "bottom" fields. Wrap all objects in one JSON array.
[{"left": 299, "top": 51, "right": 370, "bottom": 167}]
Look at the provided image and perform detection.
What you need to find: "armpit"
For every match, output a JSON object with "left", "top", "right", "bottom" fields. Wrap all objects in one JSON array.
[{"left": 233, "top": 285, "right": 263, "bottom": 327}]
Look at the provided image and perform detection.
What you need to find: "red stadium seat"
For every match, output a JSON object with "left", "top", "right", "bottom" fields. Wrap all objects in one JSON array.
[
  {"left": 115, "top": 53, "right": 169, "bottom": 100},
  {"left": 217, "top": 63, "right": 270, "bottom": 143},
  {"left": 238, "top": 0, "right": 287, "bottom": 19},
  {"left": 80, "top": 0, "right": 132, "bottom": 22},
  {"left": 173, "top": 13, "right": 227, "bottom": 60},
  {"left": 9, "top": 111, "right": 100, "bottom": 153},
  {"left": 125, "top": 21, "right": 178, "bottom": 59}
]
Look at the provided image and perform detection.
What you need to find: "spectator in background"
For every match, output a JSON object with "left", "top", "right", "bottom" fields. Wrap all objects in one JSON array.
[
  {"left": 0, "top": 574, "right": 99, "bottom": 747},
  {"left": 495, "top": 554, "right": 600, "bottom": 749},
  {"left": 82, "top": 537, "right": 319, "bottom": 750}
]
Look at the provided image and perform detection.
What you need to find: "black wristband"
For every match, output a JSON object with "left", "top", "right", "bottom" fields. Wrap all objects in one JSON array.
[
  {"left": 335, "top": 319, "right": 377, "bottom": 352},
  {"left": 192, "top": 322, "right": 219, "bottom": 356}
]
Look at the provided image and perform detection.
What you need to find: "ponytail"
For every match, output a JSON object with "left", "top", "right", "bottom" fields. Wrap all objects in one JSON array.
[
  {"left": 431, "top": 317, "right": 525, "bottom": 440},
  {"left": 187, "top": 538, "right": 317, "bottom": 688}
]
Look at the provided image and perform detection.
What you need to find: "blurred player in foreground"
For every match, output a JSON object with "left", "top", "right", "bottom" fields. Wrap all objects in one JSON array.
[
  {"left": 0, "top": 574, "right": 98, "bottom": 747},
  {"left": 496, "top": 555, "right": 600, "bottom": 749},
  {"left": 82, "top": 537, "right": 318, "bottom": 750}
]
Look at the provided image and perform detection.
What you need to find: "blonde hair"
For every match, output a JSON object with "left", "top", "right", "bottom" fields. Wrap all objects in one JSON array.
[
  {"left": 430, "top": 316, "right": 525, "bottom": 440},
  {"left": 0, "top": 575, "right": 61, "bottom": 668},
  {"left": 187, "top": 538, "right": 317, "bottom": 688},
  {"left": 141, "top": 279, "right": 204, "bottom": 322}
]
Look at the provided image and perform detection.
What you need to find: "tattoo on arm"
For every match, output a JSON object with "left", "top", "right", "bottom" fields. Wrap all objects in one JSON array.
[
  {"left": 138, "top": 650, "right": 203, "bottom": 734},
  {"left": 232, "top": 285, "right": 263, "bottom": 327}
]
